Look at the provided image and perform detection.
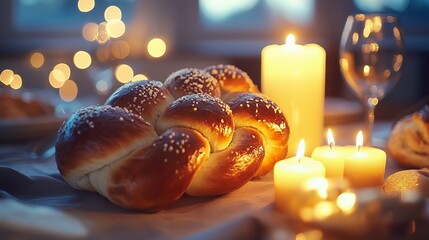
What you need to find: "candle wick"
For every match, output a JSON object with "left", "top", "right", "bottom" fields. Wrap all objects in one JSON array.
[
  {"left": 357, "top": 145, "right": 361, "bottom": 152},
  {"left": 329, "top": 142, "right": 334, "bottom": 150}
]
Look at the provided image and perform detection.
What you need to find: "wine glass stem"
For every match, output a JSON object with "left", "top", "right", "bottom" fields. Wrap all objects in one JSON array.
[{"left": 366, "top": 101, "right": 376, "bottom": 146}]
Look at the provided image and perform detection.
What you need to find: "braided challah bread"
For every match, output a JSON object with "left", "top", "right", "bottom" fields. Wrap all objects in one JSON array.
[{"left": 56, "top": 64, "right": 289, "bottom": 211}]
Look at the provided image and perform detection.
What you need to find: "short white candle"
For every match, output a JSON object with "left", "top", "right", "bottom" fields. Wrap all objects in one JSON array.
[
  {"left": 274, "top": 139, "right": 326, "bottom": 212},
  {"left": 311, "top": 129, "right": 346, "bottom": 178},
  {"left": 343, "top": 131, "right": 386, "bottom": 188}
]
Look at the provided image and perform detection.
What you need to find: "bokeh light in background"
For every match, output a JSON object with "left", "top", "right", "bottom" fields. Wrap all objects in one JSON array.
[
  {"left": 106, "top": 20, "right": 126, "bottom": 38},
  {"left": 111, "top": 40, "right": 130, "bottom": 59},
  {"left": 96, "top": 81, "right": 111, "bottom": 94},
  {"left": 10, "top": 74, "right": 23, "bottom": 90},
  {"left": 78, "top": 0, "right": 95, "bottom": 13},
  {"left": 115, "top": 64, "right": 134, "bottom": 83},
  {"left": 49, "top": 63, "right": 71, "bottom": 88},
  {"left": 30, "top": 52, "right": 45, "bottom": 68},
  {"left": 132, "top": 74, "right": 148, "bottom": 82},
  {"left": 49, "top": 70, "right": 65, "bottom": 88},
  {"left": 59, "top": 80, "right": 78, "bottom": 102},
  {"left": 73, "top": 51, "right": 92, "bottom": 69},
  {"left": 0, "top": 69, "right": 14, "bottom": 85},
  {"left": 52, "top": 69, "right": 66, "bottom": 83},
  {"left": 104, "top": 5, "right": 125, "bottom": 39},
  {"left": 97, "top": 22, "right": 110, "bottom": 44},
  {"left": 104, "top": 6, "right": 122, "bottom": 22},
  {"left": 96, "top": 48, "right": 110, "bottom": 62},
  {"left": 54, "top": 63, "right": 71, "bottom": 81},
  {"left": 82, "top": 22, "right": 99, "bottom": 41},
  {"left": 147, "top": 38, "right": 166, "bottom": 58},
  {"left": 1, "top": 69, "right": 23, "bottom": 90}
]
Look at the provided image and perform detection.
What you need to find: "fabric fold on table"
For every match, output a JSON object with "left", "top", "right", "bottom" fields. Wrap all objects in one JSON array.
[{"left": 0, "top": 159, "right": 277, "bottom": 239}]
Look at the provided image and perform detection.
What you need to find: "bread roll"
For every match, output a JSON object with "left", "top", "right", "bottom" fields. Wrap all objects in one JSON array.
[
  {"left": 164, "top": 68, "right": 221, "bottom": 99},
  {"left": 227, "top": 93, "right": 289, "bottom": 176},
  {"left": 205, "top": 64, "right": 259, "bottom": 101},
  {"left": 105, "top": 80, "right": 174, "bottom": 126},
  {"left": 156, "top": 93, "right": 234, "bottom": 152},
  {"left": 56, "top": 105, "right": 157, "bottom": 191},
  {"left": 383, "top": 168, "right": 429, "bottom": 197},
  {"left": 107, "top": 128, "right": 209, "bottom": 211},
  {"left": 56, "top": 105, "right": 210, "bottom": 212},
  {"left": 387, "top": 104, "right": 429, "bottom": 168},
  {"left": 186, "top": 127, "right": 264, "bottom": 196}
]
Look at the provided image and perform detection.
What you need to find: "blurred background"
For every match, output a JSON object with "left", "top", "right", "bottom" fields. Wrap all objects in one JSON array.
[{"left": 0, "top": 0, "right": 428, "bottom": 119}]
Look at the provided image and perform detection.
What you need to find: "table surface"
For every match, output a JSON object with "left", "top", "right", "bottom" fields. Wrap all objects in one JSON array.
[{"left": 0, "top": 120, "right": 427, "bottom": 240}]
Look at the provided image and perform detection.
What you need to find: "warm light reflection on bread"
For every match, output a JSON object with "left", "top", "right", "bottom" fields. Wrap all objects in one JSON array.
[{"left": 56, "top": 65, "right": 289, "bottom": 211}]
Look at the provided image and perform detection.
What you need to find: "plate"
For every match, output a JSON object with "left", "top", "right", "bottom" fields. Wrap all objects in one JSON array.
[{"left": 0, "top": 89, "right": 83, "bottom": 141}]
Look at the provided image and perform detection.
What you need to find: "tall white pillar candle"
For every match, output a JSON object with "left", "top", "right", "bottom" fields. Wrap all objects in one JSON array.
[{"left": 262, "top": 34, "right": 326, "bottom": 156}]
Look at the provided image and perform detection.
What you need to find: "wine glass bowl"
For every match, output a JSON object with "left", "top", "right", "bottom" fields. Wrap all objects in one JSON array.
[{"left": 340, "top": 14, "right": 404, "bottom": 144}]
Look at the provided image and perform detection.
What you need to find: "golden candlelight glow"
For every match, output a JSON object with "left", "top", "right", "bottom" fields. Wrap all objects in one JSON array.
[
  {"left": 78, "top": 0, "right": 95, "bottom": 13},
  {"left": 339, "top": 58, "right": 349, "bottom": 71},
  {"left": 104, "top": 6, "right": 122, "bottom": 22},
  {"left": 82, "top": 22, "right": 99, "bottom": 42},
  {"left": 0, "top": 69, "right": 14, "bottom": 85},
  {"left": 10, "top": 74, "right": 23, "bottom": 90},
  {"left": 314, "top": 201, "right": 337, "bottom": 220},
  {"left": 132, "top": 74, "right": 148, "bottom": 82},
  {"left": 393, "top": 27, "right": 401, "bottom": 40},
  {"left": 356, "top": 131, "right": 363, "bottom": 151},
  {"left": 49, "top": 70, "right": 65, "bottom": 88},
  {"left": 147, "top": 38, "right": 167, "bottom": 58},
  {"left": 372, "top": 16, "right": 382, "bottom": 33},
  {"left": 59, "top": 80, "right": 78, "bottom": 102},
  {"left": 73, "top": 51, "right": 92, "bottom": 69},
  {"left": 30, "top": 52, "right": 44, "bottom": 68},
  {"left": 106, "top": 20, "right": 126, "bottom": 39},
  {"left": 356, "top": 14, "right": 365, "bottom": 21},
  {"left": 363, "top": 19, "right": 372, "bottom": 38},
  {"left": 52, "top": 69, "right": 66, "bottom": 83},
  {"left": 363, "top": 65, "right": 370, "bottom": 77},
  {"left": 285, "top": 34, "right": 295, "bottom": 47},
  {"left": 54, "top": 63, "right": 71, "bottom": 81},
  {"left": 394, "top": 54, "right": 403, "bottom": 72},
  {"left": 368, "top": 98, "right": 379, "bottom": 106},
  {"left": 336, "top": 192, "right": 356, "bottom": 214},
  {"left": 327, "top": 128, "right": 335, "bottom": 149},
  {"left": 296, "top": 139, "right": 305, "bottom": 161},
  {"left": 295, "top": 230, "right": 323, "bottom": 240},
  {"left": 115, "top": 64, "right": 134, "bottom": 83},
  {"left": 304, "top": 177, "right": 328, "bottom": 200},
  {"left": 352, "top": 32, "right": 359, "bottom": 45}
]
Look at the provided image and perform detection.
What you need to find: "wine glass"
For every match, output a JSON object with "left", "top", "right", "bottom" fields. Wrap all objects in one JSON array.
[{"left": 339, "top": 14, "right": 404, "bottom": 145}]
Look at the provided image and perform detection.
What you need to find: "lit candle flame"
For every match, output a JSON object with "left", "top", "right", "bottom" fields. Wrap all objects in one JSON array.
[
  {"left": 285, "top": 34, "right": 295, "bottom": 47},
  {"left": 327, "top": 128, "right": 335, "bottom": 150},
  {"left": 356, "top": 131, "right": 363, "bottom": 152},
  {"left": 296, "top": 139, "right": 305, "bottom": 163}
]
